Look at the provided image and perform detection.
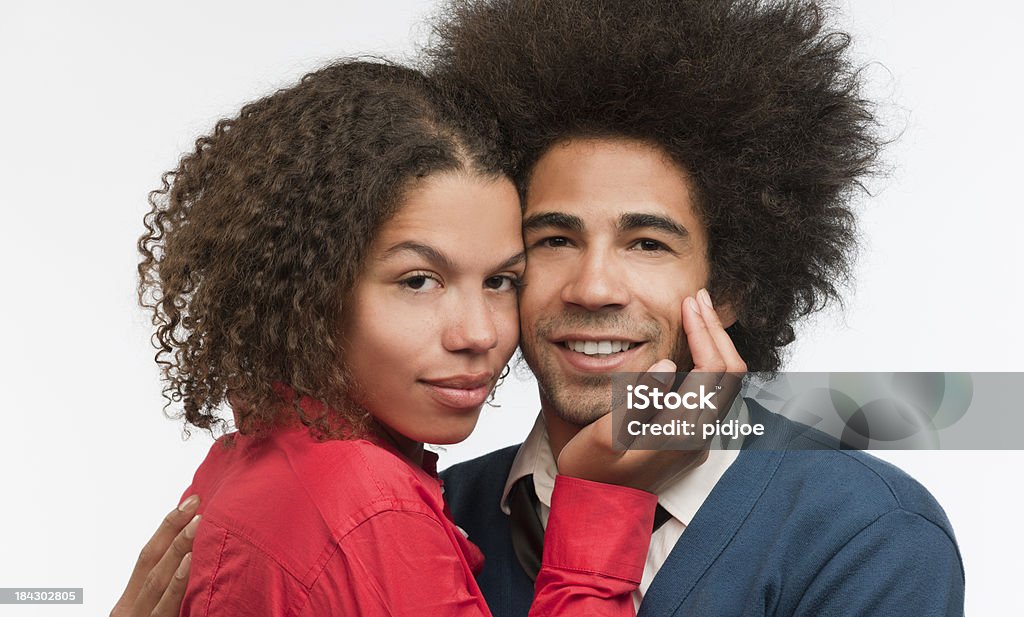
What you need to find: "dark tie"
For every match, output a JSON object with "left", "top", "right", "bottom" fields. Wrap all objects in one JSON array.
[{"left": 508, "top": 474, "right": 673, "bottom": 581}]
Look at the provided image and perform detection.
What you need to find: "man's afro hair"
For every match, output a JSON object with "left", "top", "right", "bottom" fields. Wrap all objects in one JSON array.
[{"left": 426, "top": 0, "right": 885, "bottom": 372}]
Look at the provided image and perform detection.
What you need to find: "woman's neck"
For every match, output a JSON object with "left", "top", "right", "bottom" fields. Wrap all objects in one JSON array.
[{"left": 378, "top": 424, "right": 425, "bottom": 466}]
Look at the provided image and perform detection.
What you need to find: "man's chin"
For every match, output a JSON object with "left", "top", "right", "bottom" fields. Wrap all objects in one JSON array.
[
  {"left": 526, "top": 343, "right": 662, "bottom": 424},
  {"left": 543, "top": 381, "right": 615, "bottom": 427}
]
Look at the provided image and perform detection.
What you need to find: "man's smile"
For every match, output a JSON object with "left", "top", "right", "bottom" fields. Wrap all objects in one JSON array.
[
  {"left": 551, "top": 336, "right": 649, "bottom": 373},
  {"left": 561, "top": 339, "right": 639, "bottom": 356}
]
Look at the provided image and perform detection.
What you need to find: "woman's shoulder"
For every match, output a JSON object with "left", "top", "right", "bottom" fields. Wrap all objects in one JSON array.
[
  {"left": 186, "top": 430, "right": 447, "bottom": 579},
  {"left": 195, "top": 428, "right": 437, "bottom": 499},
  {"left": 229, "top": 429, "right": 444, "bottom": 523},
  {"left": 280, "top": 430, "right": 434, "bottom": 490}
]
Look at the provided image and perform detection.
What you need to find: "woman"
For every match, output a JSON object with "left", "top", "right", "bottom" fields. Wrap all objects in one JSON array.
[{"left": 121, "top": 59, "right": 665, "bottom": 616}]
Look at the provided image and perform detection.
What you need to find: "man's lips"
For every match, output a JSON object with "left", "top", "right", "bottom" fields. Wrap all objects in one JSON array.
[{"left": 419, "top": 373, "right": 494, "bottom": 409}]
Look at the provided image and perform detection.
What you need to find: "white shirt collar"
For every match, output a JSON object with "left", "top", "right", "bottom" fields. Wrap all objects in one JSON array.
[{"left": 500, "top": 396, "right": 749, "bottom": 526}]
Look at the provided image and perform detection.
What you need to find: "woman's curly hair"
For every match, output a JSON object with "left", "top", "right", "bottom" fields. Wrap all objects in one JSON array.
[
  {"left": 426, "top": 0, "right": 885, "bottom": 372},
  {"left": 139, "top": 60, "right": 511, "bottom": 437}
]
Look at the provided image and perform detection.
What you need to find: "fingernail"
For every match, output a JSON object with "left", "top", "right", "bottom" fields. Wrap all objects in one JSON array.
[
  {"left": 184, "top": 515, "right": 201, "bottom": 539},
  {"left": 650, "top": 359, "right": 677, "bottom": 384},
  {"left": 698, "top": 288, "right": 713, "bottom": 309},
  {"left": 178, "top": 494, "right": 200, "bottom": 513},
  {"left": 175, "top": 553, "right": 191, "bottom": 580},
  {"left": 686, "top": 296, "right": 701, "bottom": 313}
]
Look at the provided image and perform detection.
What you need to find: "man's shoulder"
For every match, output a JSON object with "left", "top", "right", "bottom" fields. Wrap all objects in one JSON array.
[
  {"left": 658, "top": 420, "right": 965, "bottom": 615},
  {"left": 750, "top": 408, "right": 956, "bottom": 539},
  {"left": 781, "top": 448, "right": 952, "bottom": 529}
]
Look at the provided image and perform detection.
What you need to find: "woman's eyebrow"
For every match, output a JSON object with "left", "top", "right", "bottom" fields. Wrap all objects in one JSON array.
[
  {"left": 382, "top": 242, "right": 525, "bottom": 272},
  {"left": 381, "top": 241, "right": 454, "bottom": 270},
  {"left": 493, "top": 251, "right": 527, "bottom": 271}
]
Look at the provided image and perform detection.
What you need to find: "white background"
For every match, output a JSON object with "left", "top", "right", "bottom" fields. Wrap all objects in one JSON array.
[{"left": 1, "top": 1, "right": 1021, "bottom": 614}]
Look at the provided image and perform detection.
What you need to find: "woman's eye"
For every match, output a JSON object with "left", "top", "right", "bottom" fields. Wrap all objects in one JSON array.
[
  {"left": 485, "top": 275, "right": 522, "bottom": 292},
  {"left": 401, "top": 274, "right": 442, "bottom": 291}
]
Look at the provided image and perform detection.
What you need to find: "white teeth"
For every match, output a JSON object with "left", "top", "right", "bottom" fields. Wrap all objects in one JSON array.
[{"left": 565, "top": 340, "right": 635, "bottom": 356}]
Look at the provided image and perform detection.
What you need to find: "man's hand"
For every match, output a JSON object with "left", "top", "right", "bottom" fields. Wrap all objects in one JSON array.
[
  {"left": 110, "top": 496, "right": 200, "bottom": 617},
  {"left": 557, "top": 289, "right": 747, "bottom": 493}
]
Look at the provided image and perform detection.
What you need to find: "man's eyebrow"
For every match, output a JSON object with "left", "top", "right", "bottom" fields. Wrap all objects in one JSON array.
[
  {"left": 522, "top": 212, "right": 585, "bottom": 233},
  {"left": 618, "top": 212, "right": 690, "bottom": 239},
  {"left": 380, "top": 241, "right": 454, "bottom": 270}
]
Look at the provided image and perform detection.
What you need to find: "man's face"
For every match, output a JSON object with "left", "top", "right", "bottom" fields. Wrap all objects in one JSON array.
[{"left": 519, "top": 137, "right": 712, "bottom": 426}]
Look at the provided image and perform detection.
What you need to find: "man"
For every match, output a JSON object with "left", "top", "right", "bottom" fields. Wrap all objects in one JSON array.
[
  {"left": 115, "top": 1, "right": 964, "bottom": 615},
  {"left": 427, "top": 1, "right": 962, "bottom": 615}
]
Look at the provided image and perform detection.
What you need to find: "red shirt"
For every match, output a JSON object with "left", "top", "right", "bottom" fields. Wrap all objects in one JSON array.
[{"left": 181, "top": 424, "right": 655, "bottom": 616}]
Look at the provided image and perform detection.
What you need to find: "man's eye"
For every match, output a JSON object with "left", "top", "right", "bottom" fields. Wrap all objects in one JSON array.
[
  {"left": 485, "top": 275, "right": 522, "bottom": 292},
  {"left": 539, "top": 236, "right": 570, "bottom": 248},
  {"left": 632, "top": 239, "right": 668, "bottom": 252},
  {"left": 401, "top": 274, "right": 442, "bottom": 291}
]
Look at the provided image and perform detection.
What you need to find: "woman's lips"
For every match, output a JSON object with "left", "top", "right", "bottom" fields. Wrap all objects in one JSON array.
[{"left": 419, "top": 374, "right": 493, "bottom": 409}]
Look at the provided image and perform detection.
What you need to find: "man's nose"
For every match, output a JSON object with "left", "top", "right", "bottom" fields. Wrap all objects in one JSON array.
[
  {"left": 560, "top": 248, "right": 630, "bottom": 310},
  {"left": 442, "top": 292, "right": 499, "bottom": 353}
]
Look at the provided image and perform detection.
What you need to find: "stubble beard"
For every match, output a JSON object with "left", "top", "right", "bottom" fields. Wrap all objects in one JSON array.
[{"left": 521, "top": 311, "right": 687, "bottom": 427}]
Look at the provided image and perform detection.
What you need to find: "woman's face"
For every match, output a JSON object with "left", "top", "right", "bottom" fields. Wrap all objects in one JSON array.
[{"left": 341, "top": 171, "right": 524, "bottom": 452}]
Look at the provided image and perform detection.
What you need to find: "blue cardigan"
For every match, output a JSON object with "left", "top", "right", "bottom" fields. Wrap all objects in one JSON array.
[{"left": 441, "top": 402, "right": 965, "bottom": 616}]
